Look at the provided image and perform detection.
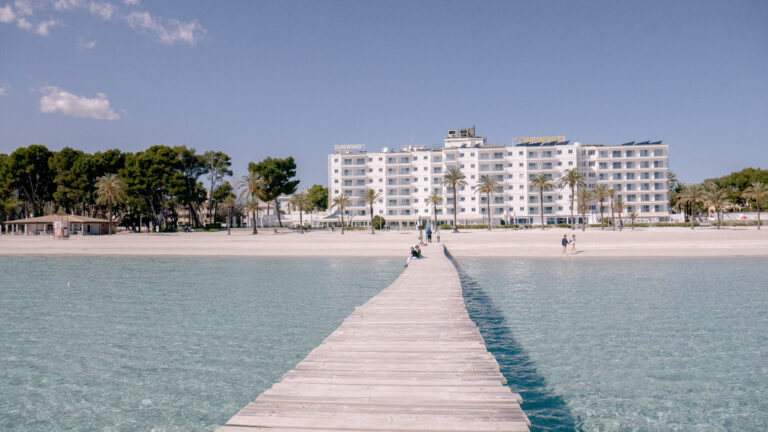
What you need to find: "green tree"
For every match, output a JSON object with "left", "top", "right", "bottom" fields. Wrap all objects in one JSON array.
[
  {"left": 677, "top": 183, "right": 705, "bottom": 230},
  {"left": 290, "top": 192, "right": 312, "bottom": 234},
  {"left": 50, "top": 147, "right": 86, "bottom": 213},
  {"left": 307, "top": 184, "right": 328, "bottom": 211},
  {"left": 594, "top": 184, "right": 610, "bottom": 230},
  {"left": 330, "top": 194, "right": 350, "bottom": 234},
  {"left": 558, "top": 168, "right": 586, "bottom": 230},
  {"left": 576, "top": 187, "right": 593, "bottom": 231},
  {"left": 372, "top": 215, "right": 385, "bottom": 230},
  {"left": 95, "top": 173, "right": 127, "bottom": 235},
  {"left": 742, "top": 181, "right": 768, "bottom": 229},
  {"left": 608, "top": 187, "right": 617, "bottom": 230},
  {"left": 361, "top": 188, "right": 382, "bottom": 234},
  {"left": 175, "top": 146, "right": 208, "bottom": 228},
  {"left": 120, "top": 145, "right": 184, "bottom": 229},
  {"left": 425, "top": 190, "right": 444, "bottom": 230},
  {"left": 476, "top": 175, "right": 501, "bottom": 231},
  {"left": 530, "top": 174, "right": 554, "bottom": 229},
  {"left": 248, "top": 157, "right": 300, "bottom": 228},
  {"left": 703, "top": 184, "right": 732, "bottom": 230},
  {"left": 629, "top": 211, "right": 638, "bottom": 230},
  {"left": 237, "top": 171, "right": 264, "bottom": 235},
  {"left": 613, "top": 196, "right": 626, "bottom": 231},
  {"left": 202, "top": 151, "right": 233, "bottom": 222},
  {"left": 242, "top": 199, "right": 262, "bottom": 234},
  {"left": 220, "top": 195, "right": 237, "bottom": 235},
  {"left": 10, "top": 145, "right": 54, "bottom": 217},
  {"left": 442, "top": 167, "right": 467, "bottom": 232}
]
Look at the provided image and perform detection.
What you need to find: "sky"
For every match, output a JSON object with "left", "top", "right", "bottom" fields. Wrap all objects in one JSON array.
[{"left": 1, "top": 0, "right": 767, "bottom": 187}]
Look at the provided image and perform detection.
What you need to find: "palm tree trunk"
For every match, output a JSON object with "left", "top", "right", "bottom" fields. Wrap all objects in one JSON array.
[
  {"left": 570, "top": 185, "right": 575, "bottom": 230},
  {"left": 227, "top": 209, "right": 231, "bottom": 235},
  {"left": 610, "top": 205, "right": 615, "bottom": 231},
  {"left": 369, "top": 203, "right": 374, "bottom": 234},
  {"left": 691, "top": 203, "right": 695, "bottom": 230},
  {"left": 108, "top": 208, "right": 113, "bottom": 235},
  {"left": 758, "top": 204, "right": 761, "bottom": 230},
  {"left": 299, "top": 210, "right": 304, "bottom": 234},
  {"left": 539, "top": 190, "right": 545, "bottom": 230},
  {"left": 452, "top": 186, "right": 458, "bottom": 232},
  {"left": 275, "top": 199, "right": 283, "bottom": 227},
  {"left": 486, "top": 192, "right": 491, "bottom": 231},
  {"left": 600, "top": 203, "right": 604, "bottom": 230},
  {"left": 341, "top": 208, "right": 345, "bottom": 235},
  {"left": 433, "top": 202, "right": 437, "bottom": 230},
  {"left": 581, "top": 208, "right": 586, "bottom": 231}
]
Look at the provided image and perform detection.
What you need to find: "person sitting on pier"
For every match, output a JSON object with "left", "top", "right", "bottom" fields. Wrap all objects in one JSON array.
[
  {"left": 416, "top": 245, "right": 423, "bottom": 258},
  {"left": 405, "top": 246, "right": 419, "bottom": 267}
]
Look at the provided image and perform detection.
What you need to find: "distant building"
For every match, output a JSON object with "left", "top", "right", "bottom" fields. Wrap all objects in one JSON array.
[{"left": 327, "top": 128, "right": 671, "bottom": 228}]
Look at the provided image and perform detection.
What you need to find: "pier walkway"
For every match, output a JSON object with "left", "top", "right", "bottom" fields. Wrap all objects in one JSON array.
[{"left": 217, "top": 246, "right": 530, "bottom": 432}]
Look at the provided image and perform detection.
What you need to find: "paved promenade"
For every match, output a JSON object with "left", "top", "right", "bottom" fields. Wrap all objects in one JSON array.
[{"left": 217, "top": 245, "right": 530, "bottom": 432}]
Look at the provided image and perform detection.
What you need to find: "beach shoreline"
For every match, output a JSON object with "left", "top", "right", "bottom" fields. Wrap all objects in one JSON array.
[{"left": 0, "top": 227, "right": 766, "bottom": 258}]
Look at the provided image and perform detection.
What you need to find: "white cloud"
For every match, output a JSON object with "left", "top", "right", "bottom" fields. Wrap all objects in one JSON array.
[
  {"left": 88, "top": 1, "right": 114, "bottom": 20},
  {"left": 39, "top": 85, "right": 120, "bottom": 120},
  {"left": 13, "top": 0, "right": 33, "bottom": 15},
  {"left": 125, "top": 11, "right": 205, "bottom": 45},
  {"left": 0, "top": 4, "right": 15, "bottom": 22},
  {"left": 52, "top": 0, "right": 84, "bottom": 10},
  {"left": 16, "top": 16, "right": 31, "bottom": 29},
  {"left": 0, "top": 85, "right": 9, "bottom": 96},
  {"left": 78, "top": 38, "right": 96, "bottom": 49},
  {"left": 123, "top": 0, "right": 137, "bottom": 5},
  {"left": 35, "top": 17, "right": 56, "bottom": 34}
]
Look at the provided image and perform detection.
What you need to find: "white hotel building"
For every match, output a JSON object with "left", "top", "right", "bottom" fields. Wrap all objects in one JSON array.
[{"left": 327, "top": 128, "right": 671, "bottom": 228}]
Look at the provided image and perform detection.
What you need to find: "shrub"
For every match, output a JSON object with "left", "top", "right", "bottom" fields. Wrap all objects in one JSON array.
[{"left": 372, "top": 215, "right": 386, "bottom": 230}]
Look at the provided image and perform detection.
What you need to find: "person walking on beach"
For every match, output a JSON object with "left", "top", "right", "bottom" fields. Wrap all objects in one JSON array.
[
  {"left": 426, "top": 226, "right": 432, "bottom": 243},
  {"left": 571, "top": 234, "right": 576, "bottom": 253},
  {"left": 562, "top": 234, "right": 569, "bottom": 255},
  {"left": 435, "top": 227, "right": 440, "bottom": 243}
]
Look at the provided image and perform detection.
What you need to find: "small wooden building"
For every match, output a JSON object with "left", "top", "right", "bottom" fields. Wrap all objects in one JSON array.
[{"left": 4, "top": 214, "right": 113, "bottom": 236}]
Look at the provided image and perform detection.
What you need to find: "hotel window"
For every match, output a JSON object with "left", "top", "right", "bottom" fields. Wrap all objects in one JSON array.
[
  {"left": 654, "top": 161, "right": 664, "bottom": 168},
  {"left": 641, "top": 161, "right": 650, "bottom": 168},
  {"left": 378, "top": 157, "right": 383, "bottom": 161},
  {"left": 378, "top": 168, "right": 383, "bottom": 172},
  {"left": 423, "top": 156, "right": 428, "bottom": 160},
  {"left": 599, "top": 162, "right": 607, "bottom": 169},
  {"left": 626, "top": 184, "right": 634, "bottom": 191},
  {"left": 626, "top": 162, "right": 635, "bottom": 169},
  {"left": 588, "top": 161, "right": 595, "bottom": 167},
  {"left": 614, "top": 184, "right": 622, "bottom": 191},
  {"left": 626, "top": 173, "right": 635, "bottom": 179},
  {"left": 653, "top": 149, "right": 664, "bottom": 156},
  {"left": 588, "top": 173, "right": 595, "bottom": 178},
  {"left": 613, "top": 173, "right": 622, "bottom": 180},
  {"left": 334, "top": 179, "right": 338, "bottom": 183},
  {"left": 557, "top": 162, "right": 562, "bottom": 166},
  {"left": 600, "top": 151, "right": 608, "bottom": 157},
  {"left": 612, "top": 162, "right": 621, "bottom": 169},
  {"left": 519, "top": 151, "right": 524, "bottom": 156},
  {"left": 627, "top": 194, "right": 636, "bottom": 202},
  {"left": 625, "top": 150, "right": 634, "bottom": 157},
  {"left": 528, "top": 152, "right": 536, "bottom": 157},
  {"left": 642, "top": 205, "right": 650, "bottom": 212},
  {"left": 334, "top": 169, "right": 338, "bottom": 173},
  {"left": 598, "top": 174, "right": 605, "bottom": 180},
  {"left": 459, "top": 153, "right": 465, "bottom": 157},
  {"left": 612, "top": 151, "right": 621, "bottom": 158},
  {"left": 568, "top": 161, "right": 573, "bottom": 166},
  {"left": 588, "top": 150, "right": 596, "bottom": 155},
  {"left": 470, "top": 164, "right": 475, "bottom": 168},
  {"left": 655, "top": 194, "right": 664, "bottom": 201},
  {"left": 639, "top": 150, "right": 649, "bottom": 157},
  {"left": 568, "top": 149, "right": 573, "bottom": 154}
]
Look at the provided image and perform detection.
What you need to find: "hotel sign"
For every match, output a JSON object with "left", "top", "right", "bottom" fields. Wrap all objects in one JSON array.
[
  {"left": 334, "top": 144, "right": 366, "bottom": 151},
  {"left": 514, "top": 136, "right": 566, "bottom": 144}
]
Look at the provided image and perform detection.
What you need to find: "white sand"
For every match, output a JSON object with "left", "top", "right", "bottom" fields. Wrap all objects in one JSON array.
[{"left": 1, "top": 227, "right": 766, "bottom": 258}]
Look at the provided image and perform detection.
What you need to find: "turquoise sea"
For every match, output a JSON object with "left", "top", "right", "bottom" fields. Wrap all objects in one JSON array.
[
  {"left": 456, "top": 257, "right": 768, "bottom": 431},
  {"left": 0, "top": 256, "right": 401, "bottom": 431},
  {"left": 2, "top": 255, "right": 767, "bottom": 431}
]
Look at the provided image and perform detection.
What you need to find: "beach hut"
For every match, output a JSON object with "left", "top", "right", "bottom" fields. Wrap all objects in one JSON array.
[{"left": 3, "top": 214, "right": 113, "bottom": 236}]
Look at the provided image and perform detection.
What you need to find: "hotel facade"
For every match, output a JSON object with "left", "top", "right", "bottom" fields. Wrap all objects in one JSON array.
[{"left": 327, "top": 128, "right": 671, "bottom": 228}]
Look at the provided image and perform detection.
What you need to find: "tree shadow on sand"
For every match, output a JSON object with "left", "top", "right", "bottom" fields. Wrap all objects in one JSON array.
[{"left": 446, "top": 249, "right": 580, "bottom": 432}]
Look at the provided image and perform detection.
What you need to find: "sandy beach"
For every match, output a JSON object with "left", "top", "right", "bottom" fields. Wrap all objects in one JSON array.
[{"left": 0, "top": 227, "right": 766, "bottom": 258}]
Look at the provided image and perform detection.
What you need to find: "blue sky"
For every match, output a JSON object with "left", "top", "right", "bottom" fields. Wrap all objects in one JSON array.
[{"left": 1, "top": 0, "right": 766, "bottom": 186}]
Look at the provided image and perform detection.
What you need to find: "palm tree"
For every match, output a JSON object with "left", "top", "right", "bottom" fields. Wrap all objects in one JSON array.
[
  {"left": 558, "top": 168, "right": 586, "bottom": 230},
  {"left": 608, "top": 188, "right": 617, "bottom": 230},
  {"left": 742, "top": 181, "right": 767, "bottom": 230},
  {"left": 242, "top": 198, "right": 262, "bottom": 234},
  {"left": 360, "top": 188, "right": 381, "bottom": 234},
  {"left": 95, "top": 173, "right": 126, "bottom": 235},
  {"left": 530, "top": 174, "right": 554, "bottom": 229},
  {"left": 576, "top": 188, "right": 593, "bottom": 231},
  {"left": 290, "top": 192, "right": 311, "bottom": 234},
  {"left": 594, "top": 184, "right": 610, "bottom": 230},
  {"left": 703, "top": 185, "right": 732, "bottom": 230},
  {"left": 425, "top": 190, "right": 444, "bottom": 230},
  {"left": 613, "top": 196, "right": 626, "bottom": 231},
  {"left": 667, "top": 171, "right": 679, "bottom": 191},
  {"left": 677, "top": 183, "right": 705, "bottom": 230},
  {"left": 476, "top": 175, "right": 501, "bottom": 231},
  {"left": 442, "top": 167, "right": 467, "bottom": 232},
  {"left": 330, "top": 195, "right": 351, "bottom": 234},
  {"left": 237, "top": 171, "right": 264, "bottom": 235},
  {"left": 220, "top": 196, "right": 236, "bottom": 235},
  {"left": 629, "top": 211, "right": 638, "bottom": 230}
]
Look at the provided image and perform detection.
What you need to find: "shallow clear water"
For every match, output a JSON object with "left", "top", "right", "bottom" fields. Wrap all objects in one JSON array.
[
  {"left": 455, "top": 256, "right": 768, "bottom": 432},
  {"left": 0, "top": 256, "right": 400, "bottom": 431}
]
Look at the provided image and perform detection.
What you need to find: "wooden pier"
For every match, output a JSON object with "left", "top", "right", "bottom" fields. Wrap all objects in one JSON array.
[{"left": 217, "top": 246, "right": 530, "bottom": 432}]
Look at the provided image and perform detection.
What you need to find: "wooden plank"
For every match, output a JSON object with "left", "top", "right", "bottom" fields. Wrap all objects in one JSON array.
[{"left": 218, "top": 246, "right": 530, "bottom": 432}]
